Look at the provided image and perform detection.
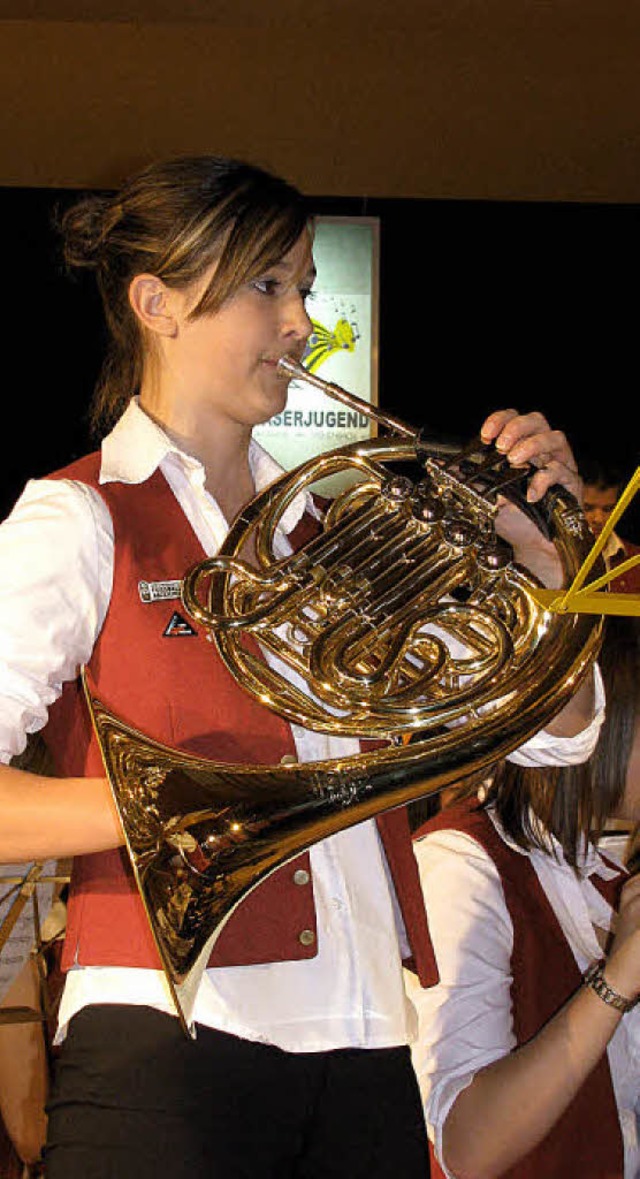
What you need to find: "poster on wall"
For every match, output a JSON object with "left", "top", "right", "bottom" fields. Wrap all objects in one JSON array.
[{"left": 254, "top": 216, "right": 379, "bottom": 483}]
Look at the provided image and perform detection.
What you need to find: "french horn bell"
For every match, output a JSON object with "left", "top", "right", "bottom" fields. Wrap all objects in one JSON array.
[{"left": 85, "top": 358, "right": 604, "bottom": 1035}]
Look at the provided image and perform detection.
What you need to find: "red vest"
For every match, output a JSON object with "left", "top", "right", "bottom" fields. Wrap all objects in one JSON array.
[
  {"left": 44, "top": 453, "right": 437, "bottom": 986},
  {"left": 419, "top": 800, "right": 624, "bottom": 1179},
  {"left": 609, "top": 539, "right": 640, "bottom": 595}
]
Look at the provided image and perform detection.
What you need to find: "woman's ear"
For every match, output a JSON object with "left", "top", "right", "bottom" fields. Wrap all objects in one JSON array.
[{"left": 128, "top": 274, "right": 178, "bottom": 338}]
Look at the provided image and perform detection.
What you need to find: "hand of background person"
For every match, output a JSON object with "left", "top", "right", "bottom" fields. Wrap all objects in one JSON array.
[{"left": 603, "top": 874, "right": 640, "bottom": 1005}]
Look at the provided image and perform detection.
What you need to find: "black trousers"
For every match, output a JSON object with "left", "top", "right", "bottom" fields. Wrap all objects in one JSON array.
[{"left": 45, "top": 1005, "right": 430, "bottom": 1178}]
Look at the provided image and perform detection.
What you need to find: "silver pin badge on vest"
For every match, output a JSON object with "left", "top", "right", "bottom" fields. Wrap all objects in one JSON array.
[{"left": 138, "top": 579, "right": 183, "bottom": 603}]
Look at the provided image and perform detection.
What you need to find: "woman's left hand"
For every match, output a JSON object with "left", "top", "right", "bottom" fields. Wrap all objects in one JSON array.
[
  {"left": 480, "top": 408, "right": 583, "bottom": 588},
  {"left": 481, "top": 408, "right": 582, "bottom": 504}
]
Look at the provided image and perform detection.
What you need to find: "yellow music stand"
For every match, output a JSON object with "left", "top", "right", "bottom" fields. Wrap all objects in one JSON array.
[{"left": 531, "top": 468, "right": 640, "bottom": 617}]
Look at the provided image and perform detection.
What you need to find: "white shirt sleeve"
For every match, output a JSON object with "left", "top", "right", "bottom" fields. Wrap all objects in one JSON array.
[
  {"left": 407, "top": 828, "right": 516, "bottom": 1178},
  {"left": 422, "top": 622, "right": 605, "bottom": 770},
  {"left": 0, "top": 477, "right": 113, "bottom": 762}
]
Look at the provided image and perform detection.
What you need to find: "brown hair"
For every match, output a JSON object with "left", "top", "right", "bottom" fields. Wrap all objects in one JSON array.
[
  {"left": 452, "top": 616, "right": 640, "bottom": 867},
  {"left": 59, "top": 155, "right": 310, "bottom": 435}
]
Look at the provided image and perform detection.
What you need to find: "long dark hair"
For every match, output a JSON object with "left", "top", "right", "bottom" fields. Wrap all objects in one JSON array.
[
  {"left": 58, "top": 155, "right": 310, "bottom": 435},
  {"left": 454, "top": 616, "right": 640, "bottom": 867}
]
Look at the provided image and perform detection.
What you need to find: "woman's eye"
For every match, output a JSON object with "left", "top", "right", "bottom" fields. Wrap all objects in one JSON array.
[
  {"left": 300, "top": 286, "right": 316, "bottom": 303},
  {"left": 252, "top": 278, "right": 279, "bottom": 296}
]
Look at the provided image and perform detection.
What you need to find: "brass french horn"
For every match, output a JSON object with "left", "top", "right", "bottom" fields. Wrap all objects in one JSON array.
[{"left": 85, "top": 358, "right": 604, "bottom": 1034}]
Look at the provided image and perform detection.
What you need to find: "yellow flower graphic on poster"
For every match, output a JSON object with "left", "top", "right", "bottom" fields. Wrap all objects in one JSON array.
[{"left": 303, "top": 316, "right": 359, "bottom": 373}]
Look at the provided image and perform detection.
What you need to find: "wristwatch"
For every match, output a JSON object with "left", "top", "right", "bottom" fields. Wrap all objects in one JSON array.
[{"left": 583, "top": 960, "right": 639, "bottom": 1014}]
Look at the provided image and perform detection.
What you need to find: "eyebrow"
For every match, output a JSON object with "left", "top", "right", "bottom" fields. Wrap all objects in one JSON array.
[{"left": 271, "top": 259, "right": 317, "bottom": 284}]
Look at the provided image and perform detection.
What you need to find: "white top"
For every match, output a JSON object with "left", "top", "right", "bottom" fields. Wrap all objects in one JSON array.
[
  {"left": 0, "top": 399, "right": 603, "bottom": 1050},
  {"left": 604, "top": 532, "right": 629, "bottom": 563},
  {"left": 408, "top": 808, "right": 640, "bottom": 1179}
]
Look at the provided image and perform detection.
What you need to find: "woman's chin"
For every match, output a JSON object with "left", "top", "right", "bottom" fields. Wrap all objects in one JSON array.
[
  {"left": 256, "top": 375, "right": 289, "bottom": 419},
  {"left": 254, "top": 400, "right": 287, "bottom": 427}
]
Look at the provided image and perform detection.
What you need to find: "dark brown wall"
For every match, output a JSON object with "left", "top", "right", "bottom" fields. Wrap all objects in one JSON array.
[{"left": 1, "top": 5, "right": 640, "bottom": 200}]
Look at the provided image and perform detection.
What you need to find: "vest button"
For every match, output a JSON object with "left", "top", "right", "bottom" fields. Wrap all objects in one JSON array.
[
  {"left": 293, "top": 869, "right": 310, "bottom": 886},
  {"left": 280, "top": 754, "right": 297, "bottom": 766},
  {"left": 298, "top": 929, "right": 315, "bottom": 947}
]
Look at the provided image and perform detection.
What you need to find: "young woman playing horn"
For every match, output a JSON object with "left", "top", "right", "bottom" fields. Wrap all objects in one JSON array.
[
  {"left": 409, "top": 614, "right": 640, "bottom": 1179},
  {"left": 0, "top": 154, "right": 601, "bottom": 1177}
]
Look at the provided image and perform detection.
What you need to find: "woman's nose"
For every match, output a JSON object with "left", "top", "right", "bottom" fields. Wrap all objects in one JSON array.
[{"left": 282, "top": 294, "right": 313, "bottom": 343}]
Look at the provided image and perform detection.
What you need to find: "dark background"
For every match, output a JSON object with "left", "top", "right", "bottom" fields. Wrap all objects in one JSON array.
[{"left": 5, "top": 187, "right": 639, "bottom": 538}]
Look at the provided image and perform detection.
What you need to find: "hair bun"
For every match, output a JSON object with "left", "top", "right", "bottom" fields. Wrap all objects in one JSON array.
[{"left": 58, "top": 193, "right": 119, "bottom": 270}]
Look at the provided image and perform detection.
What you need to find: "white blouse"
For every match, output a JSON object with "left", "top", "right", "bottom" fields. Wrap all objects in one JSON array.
[
  {"left": 408, "top": 809, "right": 640, "bottom": 1178},
  {"left": 0, "top": 399, "right": 604, "bottom": 1051}
]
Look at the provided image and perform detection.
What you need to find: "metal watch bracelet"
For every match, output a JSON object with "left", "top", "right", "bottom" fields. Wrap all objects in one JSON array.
[{"left": 583, "top": 961, "right": 639, "bottom": 1015}]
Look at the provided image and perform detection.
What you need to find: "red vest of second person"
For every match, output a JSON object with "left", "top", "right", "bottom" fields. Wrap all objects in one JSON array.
[
  {"left": 44, "top": 453, "right": 437, "bottom": 986},
  {"left": 419, "top": 800, "right": 624, "bottom": 1179}
]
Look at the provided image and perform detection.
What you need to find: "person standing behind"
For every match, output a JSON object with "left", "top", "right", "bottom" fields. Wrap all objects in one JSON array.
[{"left": 409, "top": 614, "right": 640, "bottom": 1178}]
